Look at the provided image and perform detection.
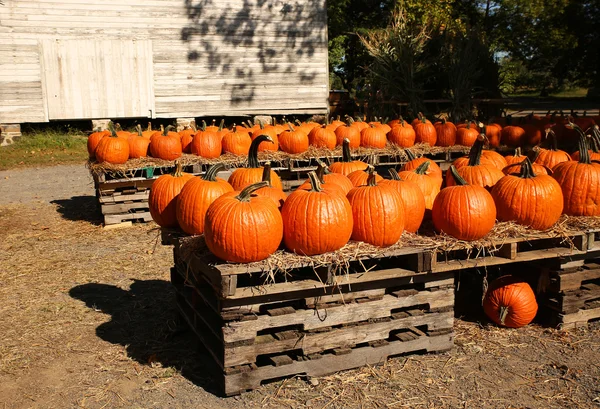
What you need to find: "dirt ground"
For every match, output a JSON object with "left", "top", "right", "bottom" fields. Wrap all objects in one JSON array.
[{"left": 0, "top": 164, "right": 599, "bottom": 409}]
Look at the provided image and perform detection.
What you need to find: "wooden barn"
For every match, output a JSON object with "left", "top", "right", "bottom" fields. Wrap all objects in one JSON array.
[{"left": 0, "top": 0, "right": 329, "bottom": 140}]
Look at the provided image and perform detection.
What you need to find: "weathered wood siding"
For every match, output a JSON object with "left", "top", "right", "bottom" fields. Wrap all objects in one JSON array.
[{"left": 0, "top": 0, "right": 328, "bottom": 123}]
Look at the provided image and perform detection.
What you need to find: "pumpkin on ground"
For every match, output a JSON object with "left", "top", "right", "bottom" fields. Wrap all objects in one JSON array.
[
  {"left": 434, "top": 118, "right": 456, "bottom": 147},
  {"left": 95, "top": 123, "right": 130, "bottom": 164},
  {"left": 278, "top": 124, "right": 309, "bottom": 154},
  {"left": 329, "top": 138, "right": 368, "bottom": 176},
  {"left": 150, "top": 125, "right": 182, "bottom": 160},
  {"left": 387, "top": 119, "right": 416, "bottom": 147},
  {"left": 535, "top": 128, "right": 571, "bottom": 169},
  {"left": 128, "top": 125, "right": 150, "bottom": 159},
  {"left": 205, "top": 181, "right": 283, "bottom": 263},
  {"left": 491, "top": 158, "right": 563, "bottom": 230},
  {"left": 191, "top": 121, "right": 222, "bottom": 159},
  {"left": 346, "top": 168, "right": 405, "bottom": 247},
  {"left": 446, "top": 134, "right": 504, "bottom": 189},
  {"left": 87, "top": 127, "right": 110, "bottom": 158},
  {"left": 228, "top": 135, "right": 283, "bottom": 191},
  {"left": 483, "top": 275, "right": 538, "bottom": 328},
  {"left": 432, "top": 166, "right": 496, "bottom": 241},
  {"left": 552, "top": 123, "right": 600, "bottom": 216},
  {"left": 176, "top": 163, "right": 234, "bottom": 235},
  {"left": 397, "top": 161, "right": 441, "bottom": 209},
  {"left": 381, "top": 169, "right": 426, "bottom": 233},
  {"left": 281, "top": 172, "right": 353, "bottom": 256},
  {"left": 254, "top": 162, "right": 287, "bottom": 210},
  {"left": 149, "top": 162, "right": 194, "bottom": 227}
]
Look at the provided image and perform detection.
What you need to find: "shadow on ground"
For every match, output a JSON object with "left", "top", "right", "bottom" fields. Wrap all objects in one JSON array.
[
  {"left": 69, "top": 279, "right": 219, "bottom": 394},
  {"left": 51, "top": 196, "right": 103, "bottom": 225}
]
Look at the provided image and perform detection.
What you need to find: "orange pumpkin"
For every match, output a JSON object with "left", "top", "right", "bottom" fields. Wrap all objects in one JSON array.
[
  {"left": 281, "top": 172, "right": 353, "bottom": 256},
  {"left": 308, "top": 125, "right": 336, "bottom": 150},
  {"left": 535, "top": 129, "right": 571, "bottom": 169},
  {"left": 360, "top": 124, "right": 387, "bottom": 148},
  {"left": 397, "top": 161, "right": 440, "bottom": 210},
  {"left": 501, "top": 116, "right": 526, "bottom": 147},
  {"left": 87, "top": 127, "right": 110, "bottom": 158},
  {"left": 401, "top": 150, "right": 443, "bottom": 186},
  {"left": 387, "top": 119, "right": 416, "bottom": 147},
  {"left": 455, "top": 121, "right": 479, "bottom": 147},
  {"left": 95, "top": 123, "right": 130, "bottom": 164},
  {"left": 255, "top": 162, "right": 287, "bottom": 210},
  {"left": 228, "top": 135, "right": 283, "bottom": 190},
  {"left": 205, "top": 181, "right": 283, "bottom": 263},
  {"left": 179, "top": 125, "right": 195, "bottom": 153},
  {"left": 150, "top": 125, "right": 182, "bottom": 160},
  {"left": 483, "top": 276, "right": 538, "bottom": 328},
  {"left": 251, "top": 121, "right": 279, "bottom": 152},
  {"left": 128, "top": 125, "right": 150, "bottom": 159},
  {"left": 279, "top": 124, "right": 309, "bottom": 154},
  {"left": 175, "top": 163, "right": 234, "bottom": 235},
  {"left": 346, "top": 168, "right": 405, "bottom": 247},
  {"left": 334, "top": 122, "right": 361, "bottom": 148},
  {"left": 414, "top": 114, "right": 437, "bottom": 146},
  {"left": 434, "top": 118, "right": 457, "bottom": 147},
  {"left": 329, "top": 138, "right": 368, "bottom": 176},
  {"left": 446, "top": 135, "right": 504, "bottom": 189},
  {"left": 191, "top": 121, "right": 222, "bottom": 159},
  {"left": 347, "top": 165, "right": 384, "bottom": 187},
  {"left": 222, "top": 127, "right": 252, "bottom": 156},
  {"left": 149, "top": 162, "right": 194, "bottom": 227},
  {"left": 381, "top": 169, "right": 426, "bottom": 233}
]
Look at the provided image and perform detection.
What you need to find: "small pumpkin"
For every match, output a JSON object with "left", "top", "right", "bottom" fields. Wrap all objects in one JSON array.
[
  {"left": 535, "top": 128, "right": 571, "bottom": 169},
  {"left": 308, "top": 124, "right": 336, "bottom": 150},
  {"left": 149, "top": 161, "right": 194, "bottom": 227},
  {"left": 128, "top": 125, "right": 150, "bottom": 159},
  {"left": 491, "top": 158, "right": 563, "bottom": 230},
  {"left": 87, "top": 127, "right": 110, "bottom": 158},
  {"left": 500, "top": 116, "right": 526, "bottom": 147},
  {"left": 433, "top": 118, "right": 457, "bottom": 147},
  {"left": 179, "top": 125, "right": 195, "bottom": 153},
  {"left": 205, "top": 181, "right": 283, "bottom": 263},
  {"left": 387, "top": 119, "right": 416, "bottom": 147},
  {"left": 504, "top": 147, "right": 526, "bottom": 166},
  {"left": 483, "top": 275, "right": 538, "bottom": 328},
  {"left": 552, "top": 123, "right": 600, "bottom": 216},
  {"left": 228, "top": 135, "right": 283, "bottom": 191},
  {"left": 347, "top": 165, "right": 384, "bottom": 187},
  {"left": 191, "top": 120, "right": 222, "bottom": 159},
  {"left": 360, "top": 124, "right": 387, "bottom": 148},
  {"left": 446, "top": 134, "right": 504, "bottom": 189},
  {"left": 414, "top": 114, "right": 437, "bottom": 146},
  {"left": 251, "top": 120, "right": 279, "bottom": 152},
  {"left": 222, "top": 126, "right": 252, "bottom": 156},
  {"left": 381, "top": 169, "right": 426, "bottom": 233},
  {"left": 334, "top": 120, "right": 361, "bottom": 148},
  {"left": 485, "top": 123, "right": 502, "bottom": 147},
  {"left": 297, "top": 161, "right": 348, "bottom": 196},
  {"left": 255, "top": 162, "right": 287, "bottom": 210},
  {"left": 570, "top": 125, "right": 600, "bottom": 162},
  {"left": 281, "top": 171, "right": 353, "bottom": 256},
  {"left": 329, "top": 138, "right": 368, "bottom": 176},
  {"left": 141, "top": 122, "right": 156, "bottom": 139},
  {"left": 278, "top": 123, "right": 309, "bottom": 154},
  {"left": 150, "top": 125, "right": 182, "bottom": 160},
  {"left": 397, "top": 161, "right": 441, "bottom": 210},
  {"left": 432, "top": 166, "right": 497, "bottom": 241},
  {"left": 95, "top": 123, "right": 130, "bottom": 164},
  {"left": 350, "top": 117, "right": 369, "bottom": 132},
  {"left": 346, "top": 168, "right": 405, "bottom": 247},
  {"left": 455, "top": 121, "right": 479, "bottom": 147},
  {"left": 401, "top": 150, "right": 443, "bottom": 186},
  {"left": 502, "top": 149, "right": 550, "bottom": 176}
]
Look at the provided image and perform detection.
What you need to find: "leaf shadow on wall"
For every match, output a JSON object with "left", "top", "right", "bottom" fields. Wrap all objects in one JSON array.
[{"left": 181, "top": 0, "right": 326, "bottom": 106}]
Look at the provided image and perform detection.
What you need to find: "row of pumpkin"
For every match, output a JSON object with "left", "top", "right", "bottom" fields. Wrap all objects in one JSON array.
[
  {"left": 148, "top": 122, "right": 600, "bottom": 265},
  {"left": 87, "top": 112, "right": 599, "bottom": 164}
]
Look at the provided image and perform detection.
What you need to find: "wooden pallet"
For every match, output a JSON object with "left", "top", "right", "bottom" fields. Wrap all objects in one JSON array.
[
  {"left": 541, "top": 260, "right": 600, "bottom": 329},
  {"left": 171, "top": 262, "right": 454, "bottom": 396}
]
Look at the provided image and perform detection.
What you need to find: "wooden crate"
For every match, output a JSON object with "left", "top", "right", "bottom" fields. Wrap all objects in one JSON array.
[
  {"left": 171, "top": 241, "right": 455, "bottom": 396},
  {"left": 540, "top": 259, "right": 600, "bottom": 329}
]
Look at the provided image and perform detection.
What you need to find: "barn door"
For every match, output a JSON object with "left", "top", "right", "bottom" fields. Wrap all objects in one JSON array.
[{"left": 41, "top": 39, "right": 155, "bottom": 120}]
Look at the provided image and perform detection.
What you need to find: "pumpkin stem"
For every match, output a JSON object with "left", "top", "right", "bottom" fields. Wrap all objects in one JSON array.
[
  {"left": 307, "top": 171, "right": 322, "bottom": 192},
  {"left": 518, "top": 157, "right": 537, "bottom": 178},
  {"left": 136, "top": 124, "right": 143, "bottom": 136},
  {"left": 172, "top": 161, "right": 184, "bottom": 178},
  {"left": 544, "top": 128, "right": 559, "bottom": 151},
  {"left": 248, "top": 135, "right": 272, "bottom": 168},
  {"left": 388, "top": 168, "right": 403, "bottom": 181},
  {"left": 515, "top": 147, "right": 522, "bottom": 157},
  {"left": 498, "top": 306, "right": 509, "bottom": 326},
  {"left": 414, "top": 160, "right": 430, "bottom": 175},
  {"left": 441, "top": 117, "right": 447, "bottom": 125},
  {"left": 449, "top": 165, "right": 468, "bottom": 186},
  {"left": 295, "top": 119, "right": 302, "bottom": 126},
  {"left": 159, "top": 124, "right": 165, "bottom": 135},
  {"left": 347, "top": 116, "right": 355, "bottom": 125},
  {"left": 467, "top": 134, "right": 486, "bottom": 167},
  {"left": 203, "top": 163, "right": 226, "bottom": 181},
  {"left": 147, "top": 122, "right": 152, "bottom": 132},
  {"left": 107, "top": 122, "right": 118, "bottom": 137},
  {"left": 314, "top": 160, "right": 327, "bottom": 183},
  {"left": 200, "top": 120, "right": 207, "bottom": 132},
  {"left": 341, "top": 138, "right": 353, "bottom": 162},
  {"left": 405, "top": 149, "right": 417, "bottom": 161},
  {"left": 367, "top": 167, "right": 379, "bottom": 186},
  {"left": 218, "top": 119, "right": 225, "bottom": 132},
  {"left": 236, "top": 181, "right": 269, "bottom": 202},
  {"left": 261, "top": 162, "right": 273, "bottom": 186},
  {"left": 591, "top": 125, "right": 600, "bottom": 153},
  {"left": 191, "top": 124, "right": 197, "bottom": 132},
  {"left": 287, "top": 123, "right": 295, "bottom": 132},
  {"left": 163, "top": 125, "right": 175, "bottom": 136},
  {"left": 258, "top": 119, "right": 264, "bottom": 129},
  {"left": 568, "top": 122, "right": 591, "bottom": 164}
]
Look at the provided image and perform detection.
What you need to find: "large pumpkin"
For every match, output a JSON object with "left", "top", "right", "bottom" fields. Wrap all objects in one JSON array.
[
  {"left": 228, "top": 135, "right": 283, "bottom": 191},
  {"left": 281, "top": 172, "right": 353, "bottom": 256},
  {"left": 381, "top": 169, "right": 426, "bottom": 233},
  {"left": 205, "top": 181, "right": 283, "bottom": 263},
  {"left": 535, "top": 128, "right": 571, "bottom": 169},
  {"left": 176, "top": 163, "right": 234, "bottom": 235},
  {"left": 397, "top": 161, "right": 441, "bottom": 209},
  {"left": 387, "top": 119, "right": 416, "bottom": 147},
  {"left": 346, "top": 168, "right": 405, "bottom": 247},
  {"left": 128, "top": 125, "right": 150, "bottom": 159},
  {"left": 491, "top": 158, "right": 563, "bottom": 230},
  {"left": 87, "top": 127, "right": 110, "bottom": 158},
  {"left": 191, "top": 121, "right": 222, "bottom": 159},
  {"left": 149, "top": 162, "right": 194, "bottom": 227},
  {"left": 483, "top": 275, "right": 538, "bottom": 328},
  {"left": 278, "top": 124, "right": 309, "bottom": 154},
  {"left": 552, "top": 123, "right": 600, "bottom": 216},
  {"left": 446, "top": 135, "right": 504, "bottom": 189},
  {"left": 255, "top": 162, "right": 287, "bottom": 210},
  {"left": 329, "top": 138, "right": 368, "bottom": 176},
  {"left": 433, "top": 118, "right": 456, "bottom": 147},
  {"left": 432, "top": 166, "right": 496, "bottom": 241},
  {"left": 95, "top": 123, "right": 130, "bottom": 164},
  {"left": 150, "top": 125, "right": 182, "bottom": 160}
]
